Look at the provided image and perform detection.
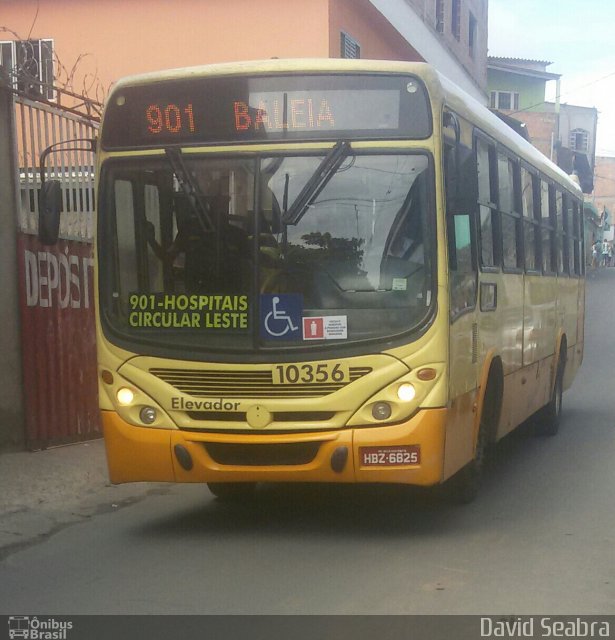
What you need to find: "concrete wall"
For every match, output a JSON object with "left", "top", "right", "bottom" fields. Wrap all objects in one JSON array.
[
  {"left": 368, "top": 0, "right": 487, "bottom": 101},
  {"left": 404, "top": 0, "right": 488, "bottom": 92},
  {"left": 0, "top": 86, "right": 26, "bottom": 449}
]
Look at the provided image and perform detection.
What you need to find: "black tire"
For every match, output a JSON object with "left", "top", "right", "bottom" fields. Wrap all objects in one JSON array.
[
  {"left": 446, "top": 423, "right": 488, "bottom": 504},
  {"left": 207, "top": 482, "right": 256, "bottom": 502},
  {"left": 446, "top": 368, "right": 502, "bottom": 504},
  {"left": 534, "top": 357, "right": 564, "bottom": 437}
]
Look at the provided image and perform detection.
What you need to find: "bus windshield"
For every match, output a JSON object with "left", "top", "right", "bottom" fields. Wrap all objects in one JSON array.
[{"left": 99, "top": 150, "right": 434, "bottom": 353}]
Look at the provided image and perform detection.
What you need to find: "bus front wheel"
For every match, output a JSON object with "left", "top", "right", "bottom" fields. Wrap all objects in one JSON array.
[
  {"left": 534, "top": 356, "right": 564, "bottom": 437},
  {"left": 446, "top": 364, "right": 502, "bottom": 504},
  {"left": 446, "top": 423, "right": 489, "bottom": 504}
]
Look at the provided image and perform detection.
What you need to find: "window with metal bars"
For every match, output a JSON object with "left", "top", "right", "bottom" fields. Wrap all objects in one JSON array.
[
  {"left": 569, "top": 128, "right": 589, "bottom": 153},
  {"left": 340, "top": 32, "right": 361, "bottom": 59},
  {"left": 469, "top": 12, "right": 477, "bottom": 58},
  {"left": 452, "top": 0, "right": 461, "bottom": 40},
  {"left": 435, "top": 0, "right": 445, "bottom": 33},
  {"left": 490, "top": 91, "right": 520, "bottom": 111}
]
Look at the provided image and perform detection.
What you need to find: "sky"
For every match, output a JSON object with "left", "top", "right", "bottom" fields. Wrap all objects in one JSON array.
[{"left": 488, "top": 0, "right": 615, "bottom": 156}]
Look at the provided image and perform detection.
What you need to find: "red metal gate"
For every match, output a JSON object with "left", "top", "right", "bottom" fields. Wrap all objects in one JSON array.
[{"left": 13, "top": 94, "right": 101, "bottom": 448}]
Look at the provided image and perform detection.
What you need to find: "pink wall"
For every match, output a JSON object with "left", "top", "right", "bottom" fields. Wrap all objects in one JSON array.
[
  {"left": 328, "top": 0, "right": 422, "bottom": 61},
  {"left": 3, "top": 0, "right": 331, "bottom": 99},
  {"left": 3, "top": 0, "right": 426, "bottom": 104}
]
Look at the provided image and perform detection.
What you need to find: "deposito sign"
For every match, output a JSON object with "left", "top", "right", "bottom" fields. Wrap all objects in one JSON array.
[{"left": 24, "top": 249, "right": 94, "bottom": 309}]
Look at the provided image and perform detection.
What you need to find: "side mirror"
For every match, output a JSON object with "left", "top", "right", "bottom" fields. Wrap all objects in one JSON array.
[
  {"left": 37, "top": 137, "right": 96, "bottom": 245},
  {"left": 38, "top": 180, "right": 63, "bottom": 245}
]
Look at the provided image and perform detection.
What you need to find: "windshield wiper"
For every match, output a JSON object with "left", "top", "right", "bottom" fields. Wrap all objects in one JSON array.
[
  {"left": 282, "top": 140, "right": 351, "bottom": 225},
  {"left": 164, "top": 147, "right": 214, "bottom": 233}
]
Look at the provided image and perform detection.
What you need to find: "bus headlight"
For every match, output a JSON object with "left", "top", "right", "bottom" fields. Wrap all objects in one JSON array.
[
  {"left": 397, "top": 383, "right": 416, "bottom": 402},
  {"left": 117, "top": 387, "right": 135, "bottom": 406},
  {"left": 139, "top": 407, "right": 157, "bottom": 425}
]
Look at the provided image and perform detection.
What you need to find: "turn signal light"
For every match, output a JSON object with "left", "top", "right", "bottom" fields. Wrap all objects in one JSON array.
[{"left": 417, "top": 368, "right": 437, "bottom": 381}]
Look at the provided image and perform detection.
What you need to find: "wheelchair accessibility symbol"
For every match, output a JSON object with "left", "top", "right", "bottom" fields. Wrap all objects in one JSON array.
[{"left": 260, "top": 294, "right": 303, "bottom": 340}]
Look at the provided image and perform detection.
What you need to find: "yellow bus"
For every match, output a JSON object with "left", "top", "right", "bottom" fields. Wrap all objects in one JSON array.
[{"left": 42, "top": 59, "right": 584, "bottom": 502}]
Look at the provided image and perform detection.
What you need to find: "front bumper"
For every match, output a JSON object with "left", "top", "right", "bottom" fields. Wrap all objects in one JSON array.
[{"left": 102, "top": 407, "right": 447, "bottom": 487}]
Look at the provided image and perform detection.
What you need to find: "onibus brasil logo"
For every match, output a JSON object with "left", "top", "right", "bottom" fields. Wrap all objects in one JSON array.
[{"left": 8, "top": 617, "right": 73, "bottom": 640}]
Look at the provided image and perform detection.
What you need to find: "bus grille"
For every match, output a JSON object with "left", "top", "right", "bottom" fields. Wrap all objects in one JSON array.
[
  {"left": 204, "top": 441, "right": 321, "bottom": 466},
  {"left": 149, "top": 367, "right": 372, "bottom": 398}
]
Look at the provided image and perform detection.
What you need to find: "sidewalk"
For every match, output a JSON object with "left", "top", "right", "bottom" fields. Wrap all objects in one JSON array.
[{"left": 0, "top": 439, "right": 167, "bottom": 559}]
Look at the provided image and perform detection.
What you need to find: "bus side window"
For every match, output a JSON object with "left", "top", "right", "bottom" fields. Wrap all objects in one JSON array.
[
  {"left": 563, "top": 193, "right": 575, "bottom": 275},
  {"left": 521, "top": 167, "right": 540, "bottom": 272},
  {"left": 571, "top": 199, "right": 583, "bottom": 275},
  {"left": 444, "top": 142, "right": 478, "bottom": 319},
  {"left": 476, "top": 137, "right": 497, "bottom": 268},
  {"left": 498, "top": 153, "right": 523, "bottom": 271},
  {"left": 540, "top": 179, "right": 554, "bottom": 273},
  {"left": 554, "top": 189, "right": 564, "bottom": 274}
]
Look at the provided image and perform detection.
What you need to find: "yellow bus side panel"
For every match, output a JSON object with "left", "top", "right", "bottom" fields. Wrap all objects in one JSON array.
[
  {"left": 498, "top": 361, "right": 551, "bottom": 438},
  {"left": 442, "top": 389, "right": 476, "bottom": 482}
]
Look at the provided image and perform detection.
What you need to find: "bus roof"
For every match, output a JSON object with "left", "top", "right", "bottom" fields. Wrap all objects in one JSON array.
[
  {"left": 108, "top": 58, "right": 436, "bottom": 89},
  {"left": 433, "top": 70, "right": 581, "bottom": 194}
]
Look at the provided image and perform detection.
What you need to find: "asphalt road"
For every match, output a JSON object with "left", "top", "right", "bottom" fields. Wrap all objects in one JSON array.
[{"left": 1, "top": 268, "right": 614, "bottom": 615}]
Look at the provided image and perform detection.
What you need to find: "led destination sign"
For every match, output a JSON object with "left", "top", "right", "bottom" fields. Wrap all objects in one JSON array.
[
  {"left": 145, "top": 90, "right": 398, "bottom": 137},
  {"left": 101, "top": 74, "right": 431, "bottom": 149}
]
